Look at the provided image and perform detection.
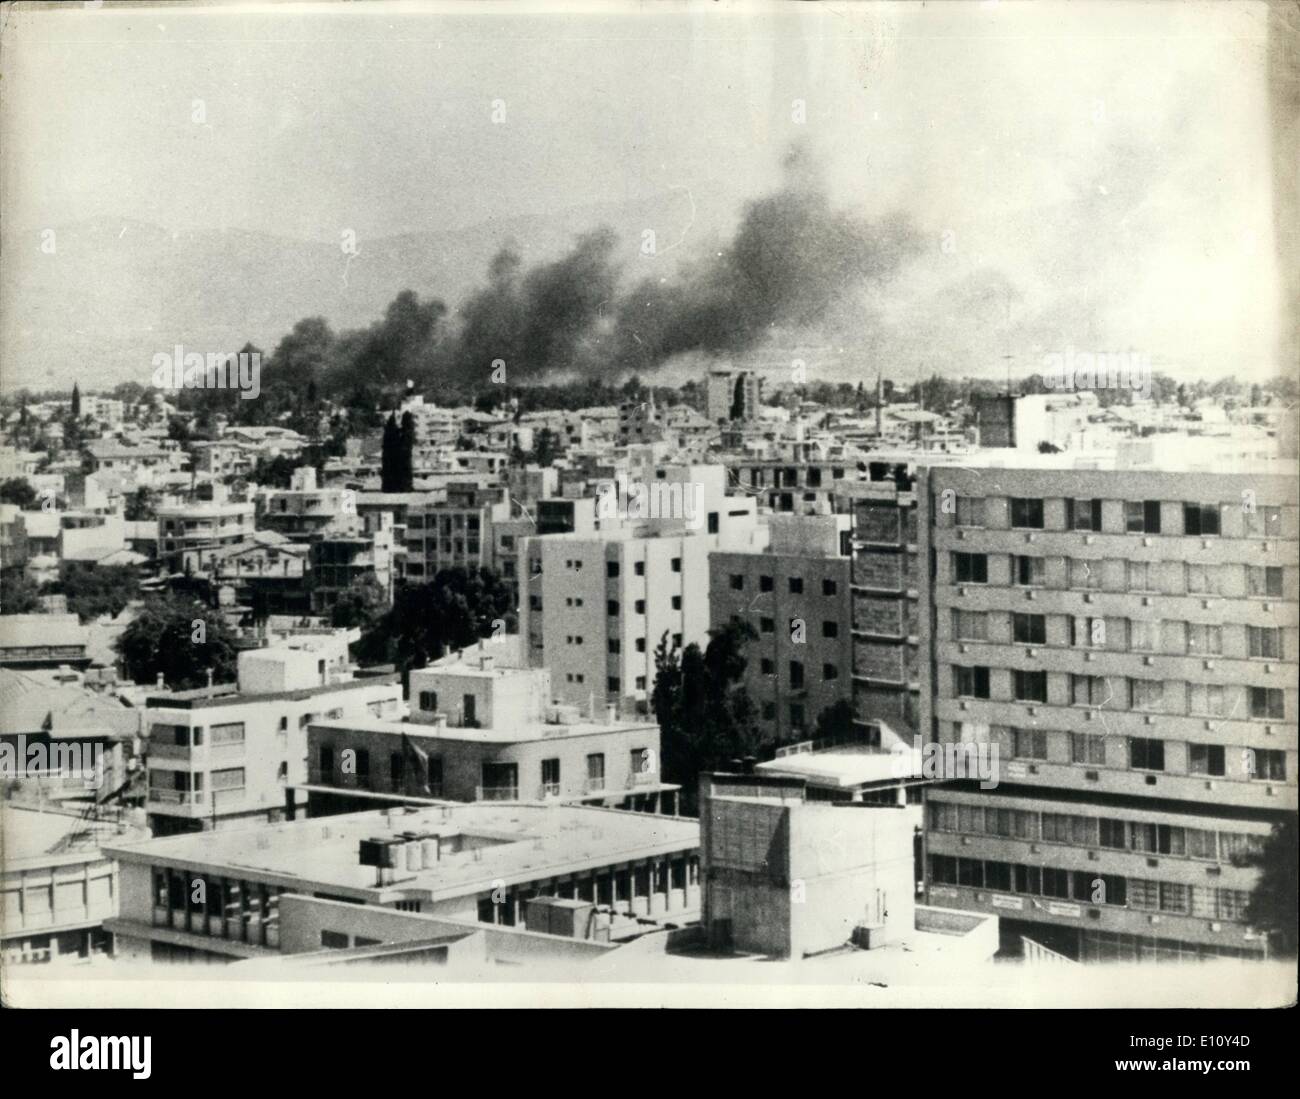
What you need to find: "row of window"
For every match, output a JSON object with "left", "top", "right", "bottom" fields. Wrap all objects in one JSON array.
[
  {"left": 950, "top": 666, "right": 1287, "bottom": 721},
  {"left": 962, "top": 725, "right": 1288, "bottom": 780},
  {"left": 954, "top": 496, "right": 1282, "bottom": 538},
  {"left": 928, "top": 800, "right": 1268, "bottom": 863},
  {"left": 152, "top": 869, "right": 281, "bottom": 945},
  {"left": 952, "top": 553, "right": 1286, "bottom": 597},
  {"left": 726, "top": 574, "right": 839, "bottom": 596},
  {"left": 928, "top": 855, "right": 1254, "bottom": 921},
  {"left": 951, "top": 611, "right": 1284, "bottom": 659}
]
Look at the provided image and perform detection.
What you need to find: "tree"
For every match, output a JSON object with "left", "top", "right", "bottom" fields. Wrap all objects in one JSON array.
[
  {"left": 1242, "top": 817, "right": 1298, "bottom": 956},
  {"left": 811, "top": 699, "right": 855, "bottom": 745},
  {"left": 70, "top": 382, "right": 81, "bottom": 421},
  {"left": 0, "top": 478, "right": 37, "bottom": 509},
  {"left": 330, "top": 574, "right": 390, "bottom": 633},
  {"left": 251, "top": 454, "right": 298, "bottom": 490},
  {"left": 380, "top": 413, "right": 402, "bottom": 492},
  {"left": 124, "top": 486, "right": 157, "bottom": 522},
  {"left": 54, "top": 562, "right": 140, "bottom": 622},
  {"left": 532, "top": 426, "right": 561, "bottom": 468},
  {"left": 1, "top": 567, "right": 43, "bottom": 614},
  {"left": 356, "top": 566, "right": 512, "bottom": 671},
  {"left": 115, "top": 594, "right": 239, "bottom": 689},
  {"left": 399, "top": 411, "right": 416, "bottom": 490},
  {"left": 650, "top": 618, "right": 763, "bottom": 814}
]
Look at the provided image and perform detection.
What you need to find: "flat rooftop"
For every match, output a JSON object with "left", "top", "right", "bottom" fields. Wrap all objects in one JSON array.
[
  {"left": 103, "top": 803, "right": 700, "bottom": 902},
  {"left": 147, "top": 673, "right": 399, "bottom": 711},
  {"left": 756, "top": 747, "right": 923, "bottom": 788},
  {"left": 312, "top": 715, "right": 658, "bottom": 745}
]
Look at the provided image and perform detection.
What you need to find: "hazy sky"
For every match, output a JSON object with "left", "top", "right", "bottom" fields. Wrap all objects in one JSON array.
[{"left": 1, "top": 0, "right": 1288, "bottom": 387}]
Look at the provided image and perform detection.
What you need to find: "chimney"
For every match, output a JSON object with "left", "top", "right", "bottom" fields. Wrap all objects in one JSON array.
[{"left": 155, "top": 673, "right": 165, "bottom": 690}]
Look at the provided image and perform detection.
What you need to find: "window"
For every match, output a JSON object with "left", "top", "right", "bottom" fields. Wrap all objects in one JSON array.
[
  {"left": 1012, "top": 728, "right": 1048, "bottom": 760},
  {"left": 635, "top": 638, "right": 646, "bottom": 653},
  {"left": 608, "top": 639, "right": 621, "bottom": 654},
  {"left": 1010, "top": 498, "right": 1044, "bottom": 529},
  {"left": 634, "top": 600, "right": 645, "bottom": 614},
  {"left": 823, "top": 663, "right": 839, "bottom": 681},
  {"left": 1072, "top": 558, "right": 1103, "bottom": 590},
  {"left": 1185, "top": 564, "right": 1213, "bottom": 595},
  {"left": 760, "top": 617, "right": 774, "bottom": 633},
  {"left": 953, "top": 553, "right": 988, "bottom": 584},
  {"left": 1250, "top": 749, "right": 1286, "bottom": 781},
  {"left": 607, "top": 600, "right": 620, "bottom": 616},
  {"left": 789, "top": 703, "right": 805, "bottom": 729},
  {"left": 541, "top": 758, "right": 560, "bottom": 796},
  {"left": 211, "top": 767, "right": 245, "bottom": 791},
  {"left": 760, "top": 575, "right": 774, "bottom": 592},
  {"left": 586, "top": 753, "right": 606, "bottom": 789},
  {"left": 1129, "top": 618, "right": 1159, "bottom": 652},
  {"left": 634, "top": 562, "right": 645, "bottom": 577},
  {"left": 671, "top": 595, "right": 682, "bottom": 610},
  {"left": 1248, "top": 626, "right": 1282, "bottom": 660},
  {"left": 1014, "top": 555, "right": 1044, "bottom": 586},
  {"left": 1012, "top": 613, "right": 1046, "bottom": 645},
  {"left": 1249, "top": 687, "right": 1284, "bottom": 720},
  {"left": 760, "top": 658, "right": 774, "bottom": 674},
  {"left": 822, "top": 621, "right": 838, "bottom": 639},
  {"left": 1188, "top": 743, "right": 1225, "bottom": 777},
  {"left": 671, "top": 557, "right": 681, "bottom": 573},
  {"left": 606, "top": 561, "right": 620, "bottom": 578},
  {"left": 952, "top": 610, "right": 988, "bottom": 641},
  {"left": 788, "top": 577, "right": 804, "bottom": 595},
  {"left": 1244, "top": 505, "right": 1282, "bottom": 537},
  {"left": 1067, "top": 498, "right": 1102, "bottom": 532},
  {"left": 1071, "top": 733, "right": 1106, "bottom": 765},
  {"left": 1130, "top": 678, "right": 1164, "bottom": 712},
  {"left": 1183, "top": 502, "right": 1220, "bottom": 536},
  {"left": 789, "top": 662, "right": 804, "bottom": 689},
  {"left": 955, "top": 665, "right": 990, "bottom": 699},
  {"left": 1013, "top": 670, "right": 1048, "bottom": 703},
  {"left": 707, "top": 513, "right": 719, "bottom": 534},
  {"left": 1129, "top": 737, "right": 1165, "bottom": 771},
  {"left": 955, "top": 496, "right": 985, "bottom": 527},
  {"left": 607, "top": 677, "right": 620, "bottom": 693},
  {"left": 1248, "top": 566, "right": 1284, "bottom": 598},
  {"left": 1127, "top": 560, "right": 1155, "bottom": 593},
  {"left": 1187, "top": 684, "right": 1226, "bottom": 717},
  {"left": 635, "top": 676, "right": 646, "bottom": 690},
  {"left": 730, "top": 574, "right": 745, "bottom": 591},
  {"left": 822, "top": 578, "right": 838, "bottom": 596},
  {"left": 1098, "top": 818, "right": 1127, "bottom": 849},
  {"left": 1125, "top": 500, "right": 1162, "bottom": 534},
  {"left": 318, "top": 745, "right": 334, "bottom": 777},
  {"left": 1071, "top": 674, "right": 1113, "bottom": 707},
  {"left": 390, "top": 752, "right": 405, "bottom": 792},
  {"left": 1186, "top": 623, "right": 1222, "bottom": 655}
]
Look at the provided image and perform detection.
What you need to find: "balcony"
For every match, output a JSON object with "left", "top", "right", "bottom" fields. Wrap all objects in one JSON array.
[
  {"left": 539, "top": 782, "right": 562, "bottom": 799},
  {"left": 148, "top": 788, "right": 202, "bottom": 806},
  {"left": 584, "top": 777, "right": 607, "bottom": 794}
]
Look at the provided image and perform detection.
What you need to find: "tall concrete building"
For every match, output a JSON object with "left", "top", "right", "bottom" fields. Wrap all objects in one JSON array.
[
  {"left": 838, "top": 461, "right": 925, "bottom": 748},
  {"left": 519, "top": 465, "right": 760, "bottom": 717},
  {"left": 919, "top": 457, "right": 1297, "bottom": 962},
  {"left": 709, "top": 514, "right": 852, "bottom": 744},
  {"left": 706, "top": 369, "right": 762, "bottom": 424}
]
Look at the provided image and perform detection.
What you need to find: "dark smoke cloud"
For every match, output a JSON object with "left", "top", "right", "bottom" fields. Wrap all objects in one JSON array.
[{"left": 323, "top": 145, "right": 921, "bottom": 392}]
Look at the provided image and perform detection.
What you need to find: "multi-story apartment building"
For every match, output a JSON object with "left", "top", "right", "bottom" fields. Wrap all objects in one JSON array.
[
  {"left": 708, "top": 514, "right": 852, "bottom": 744},
  {"left": 838, "top": 461, "right": 926, "bottom": 747},
  {"left": 305, "top": 650, "right": 676, "bottom": 815},
  {"left": 258, "top": 466, "right": 359, "bottom": 541},
  {"left": 404, "top": 484, "right": 512, "bottom": 582},
  {"left": 919, "top": 458, "right": 1298, "bottom": 962},
  {"left": 156, "top": 484, "right": 255, "bottom": 570},
  {"left": 142, "top": 637, "right": 402, "bottom": 835},
  {"left": 519, "top": 465, "right": 760, "bottom": 716},
  {"left": 722, "top": 457, "right": 856, "bottom": 516},
  {"left": 307, "top": 515, "right": 397, "bottom": 612}
]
